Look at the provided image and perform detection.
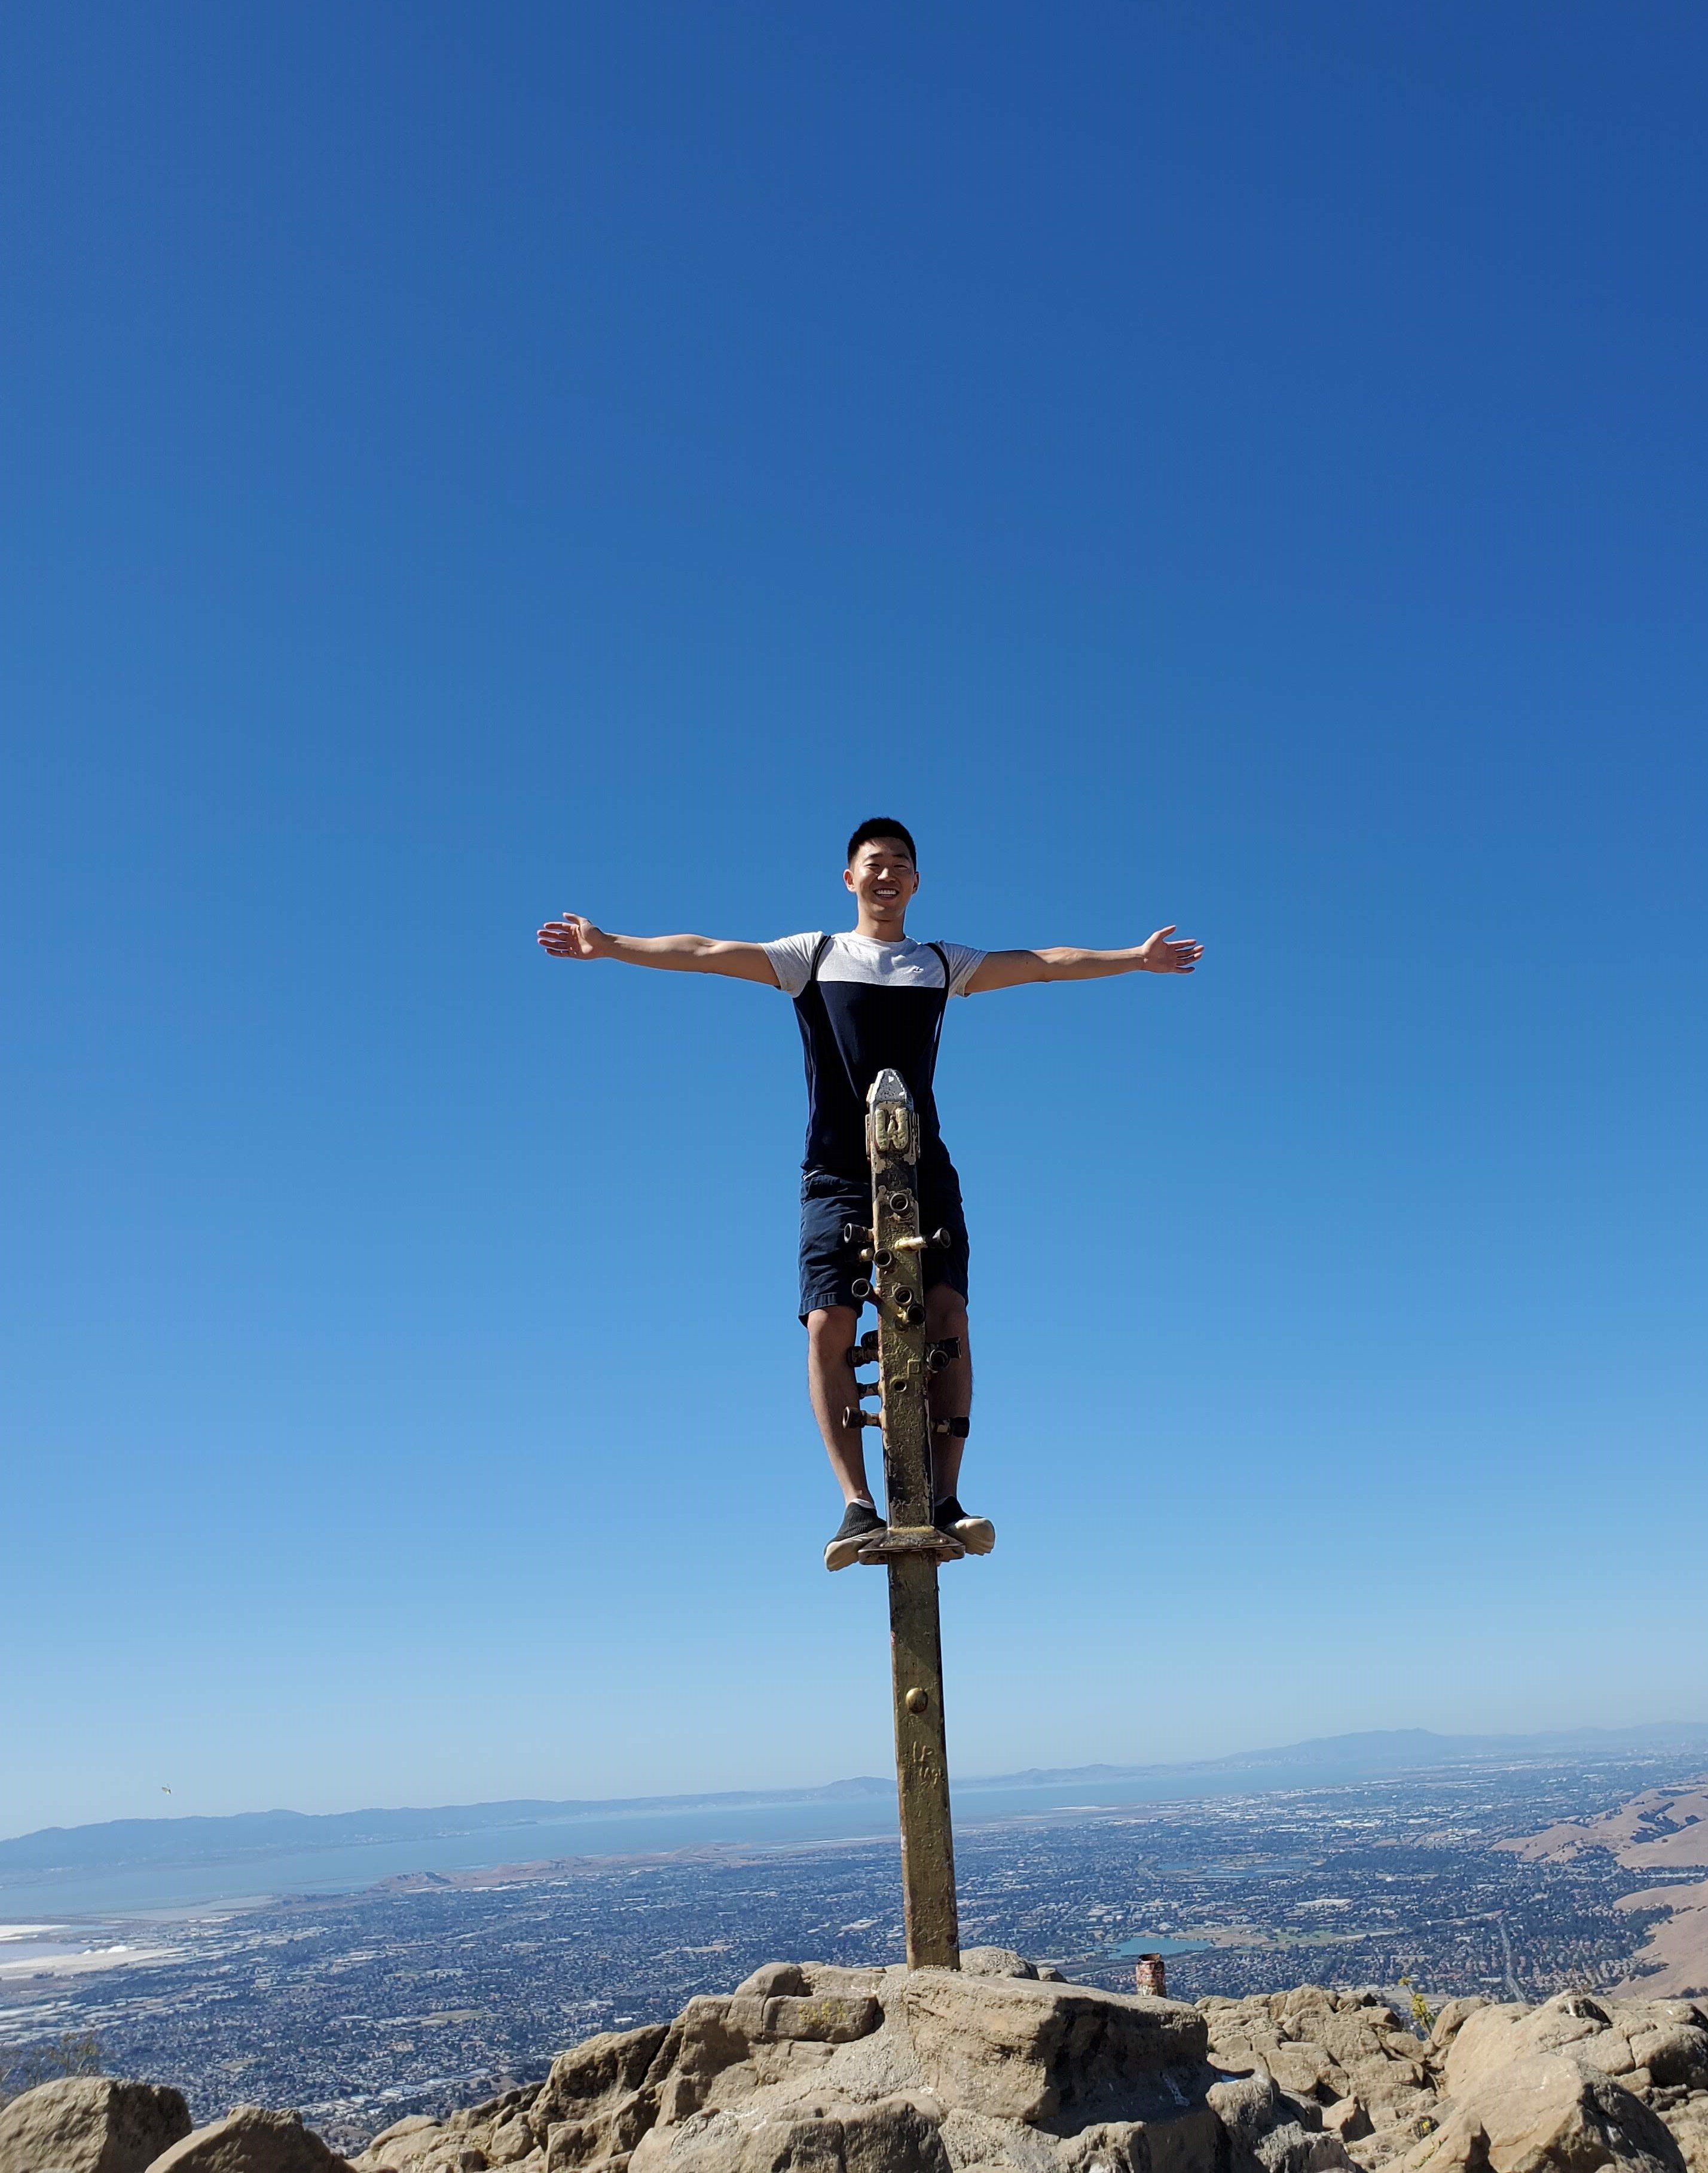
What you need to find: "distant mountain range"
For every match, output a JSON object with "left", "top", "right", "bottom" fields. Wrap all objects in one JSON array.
[
  {"left": 979, "top": 1723, "right": 1708, "bottom": 1788},
  {"left": 6, "top": 1723, "right": 1705, "bottom": 1876}
]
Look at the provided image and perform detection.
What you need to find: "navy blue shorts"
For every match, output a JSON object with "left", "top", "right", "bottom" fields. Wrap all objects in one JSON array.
[{"left": 798, "top": 1164, "right": 970, "bottom": 1322}]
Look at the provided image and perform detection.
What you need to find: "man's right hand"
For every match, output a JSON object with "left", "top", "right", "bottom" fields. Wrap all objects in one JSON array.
[
  {"left": 537, "top": 913, "right": 607, "bottom": 959},
  {"left": 534, "top": 918, "right": 780, "bottom": 983}
]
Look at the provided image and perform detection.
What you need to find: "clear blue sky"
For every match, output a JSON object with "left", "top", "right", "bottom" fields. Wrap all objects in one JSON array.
[{"left": 5, "top": 3, "right": 1705, "bottom": 1839}]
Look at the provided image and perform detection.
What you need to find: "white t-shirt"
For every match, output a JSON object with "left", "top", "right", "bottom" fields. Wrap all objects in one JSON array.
[{"left": 763, "top": 931, "right": 985, "bottom": 998}]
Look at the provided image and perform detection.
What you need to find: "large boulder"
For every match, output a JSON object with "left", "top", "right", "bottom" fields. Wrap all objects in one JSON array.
[
  {"left": 895, "top": 1968, "right": 1209, "bottom": 2128},
  {"left": 1206, "top": 2069, "right": 1353, "bottom": 2173},
  {"left": 350, "top": 1976, "right": 902, "bottom": 2173},
  {"left": 358, "top": 2093, "right": 547, "bottom": 2173},
  {"left": 0, "top": 2077, "right": 191, "bottom": 2173},
  {"left": 146, "top": 2106, "right": 354, "bottom": 2173},
  {"left": 628, "top": 2095, "right": 950, "bottom": 2173},
  {"left": 1409, "top": 2051, "right": 1684, "bottom": 2173},
  {"left": 529, "top": 2025, "right": 672, "bottom": 2168},
  {"left": 958, "top": 1951, "right": 1040, "bottom": 1982},
  {"left": 1447, "top": 1997, "right": 1708, "bottom": 2102},
  {"left": 1428, "top": 2003, "right": 1488, "bottom": 2058}
]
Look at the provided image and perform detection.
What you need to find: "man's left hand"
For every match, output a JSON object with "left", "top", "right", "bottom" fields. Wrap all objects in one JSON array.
[{"left": 1136, "top": 927, "right": 1203, "bottom": 973}]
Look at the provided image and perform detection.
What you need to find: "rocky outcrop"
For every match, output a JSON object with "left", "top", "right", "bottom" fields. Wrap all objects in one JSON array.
[
  {"left": 1443, "top": 1993, "right": 1708, "bottom": 2098},
  {"left": 1198, "top": 1986, "right": 1708, "bottom": 2173},
  {"left": 148, "top": 2105, "right": 355, "bottom": 2172},
  {"left": 1407, "top": 2052, "right": 1683, "bottom": 2173},
  {"left": 350, "top": 1961, "right": 1306, "bottom": 2173},
  {"left": 0, "top": 2088, "right": 353, "bottom": 2173},
  {"left": 12, "top": 1970, "right": 1706, "bottom": 2173},
  {"left": 0, "top": 2076, "right": 191, "bottom": 2173},
  {"left": 1199, "top": 1985, "right": 1441, "bottom": 2166},
  {"left": 896, "top": 1967, "right": 1210, "bottom": 2125},
  {"left": 1404, "top": 1993, "right": 1708, "bottom": 2173}
]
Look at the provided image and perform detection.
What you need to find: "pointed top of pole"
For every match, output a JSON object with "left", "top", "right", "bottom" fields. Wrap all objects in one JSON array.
[{"left": 867, "top": 1067, "right": 914, "bottom": 1111}]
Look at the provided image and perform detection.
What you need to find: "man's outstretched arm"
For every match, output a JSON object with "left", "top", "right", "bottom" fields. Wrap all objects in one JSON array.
[
  {"left": 965, "top": 926, "right": 1203, "bottom": 992},
  {"left": 536, "top": 914, "right": 780, "bottom": 986}
]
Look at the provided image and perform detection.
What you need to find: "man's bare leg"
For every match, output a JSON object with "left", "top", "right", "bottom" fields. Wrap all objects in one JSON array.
[
  {"left": 925, "top": 1286, "right": 993, "bottom": 1552},
  {"left": 924, "top": 1286, "right": 971, "bottom": 1500},
  {"left": 806, "top": 1304, "right": 873, "bottom": 1504}
]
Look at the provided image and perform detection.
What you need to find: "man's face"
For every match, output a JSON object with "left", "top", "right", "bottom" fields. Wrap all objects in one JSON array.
[{"left": 845, "top": 838, "right": 920, "bottom": 915}]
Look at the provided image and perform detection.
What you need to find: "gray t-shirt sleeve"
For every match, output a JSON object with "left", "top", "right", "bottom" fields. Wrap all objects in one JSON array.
[
  {"left": 763, "top": 933, "right": 824, "bottom": 997},
  {"left": 938, "top": 942, "right": 986, "bottom": 995}
]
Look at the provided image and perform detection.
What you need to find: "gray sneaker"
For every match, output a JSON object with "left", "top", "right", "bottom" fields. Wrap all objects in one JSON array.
[
  {"left": 825, "top": 1499, "right": 886, "bottom": 1572},
  {"left": 934, "top": 1495, "right": 995, "bottom": 1555}
]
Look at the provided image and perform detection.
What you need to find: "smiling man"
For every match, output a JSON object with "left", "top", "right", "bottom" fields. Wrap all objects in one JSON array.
[{"left": 538, "top": 818, "right": 1203, "bottom": 1571}]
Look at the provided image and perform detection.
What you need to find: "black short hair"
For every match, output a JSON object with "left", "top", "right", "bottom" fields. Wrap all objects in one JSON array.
[{"left": 845, "top": 817, "right": 918, "bottom": 866}]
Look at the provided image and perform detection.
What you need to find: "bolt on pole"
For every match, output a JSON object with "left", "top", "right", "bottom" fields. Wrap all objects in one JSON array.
[{"left": 852, "top": 1068, "right": 961, "bottom": 1970}]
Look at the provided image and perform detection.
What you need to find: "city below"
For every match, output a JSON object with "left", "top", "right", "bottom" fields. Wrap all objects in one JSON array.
[{"left": 4, "top": 1739, "right": 1706, "bottom": 2158}]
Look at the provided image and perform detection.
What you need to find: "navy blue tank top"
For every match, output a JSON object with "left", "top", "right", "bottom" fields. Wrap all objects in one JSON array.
[{"left": 792, "top": 936, "right": 955, "bottom": 1179}]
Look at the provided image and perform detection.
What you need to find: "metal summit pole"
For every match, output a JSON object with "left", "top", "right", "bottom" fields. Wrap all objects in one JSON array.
[{"left": 844, "top": 1068, "right": 962, "bottom": 1970}]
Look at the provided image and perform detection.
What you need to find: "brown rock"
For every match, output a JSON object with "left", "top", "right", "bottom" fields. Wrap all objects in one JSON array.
[
  {"left": 1055, "top": 2118, "right": 1156, "bottom": 2173},
  {"left": 1659, "top": 2095, "right": 1708, "bottom": 2173},
  {"left": 484, "top": 2114, "right": 537, "bottom": 2165},
  {"left": 146, "top": 2106, "right": 353, "bottom": 2173},
  {"left": 756, "top": 1998, "right": 882, "bottom": 2045},
  {"left": 352, "top": 2107, "right": 511, "bottom": 2172},
  {"left": 897, "top": 1969, "right": 1208, "bottom": 2126},
  {"left": 627, "top": 2095, "right": 949, "bottom": 2173},
  {"left": 1447, "top": 1996, "right": 1708, "bottom": 2107},
  {"left": 517, "top": 2024, "right": 672, "bottom": 2164},
  {"left": 1625, "top": 2010, "right": 1708, "bottom": 2093},
  {"left": 0, "top": 2077, "right": 191, "bottom": 2173},
  {"left": 731, "top": 1967, "right": 808, "bottom": 1999},
  {"left": 1209, "top": 2070, "right": 1288, "bottom": 2151},
  {"left": 1411, "top": 2052, "right": 1683, "bottom": 2173},
  {"left": 547, "top": 2030, "right": 673, "bottom": 2114},
  {"left": 729, "top": 1967, "right": 885, "bottom": 2004},
  {"left": 1269, "top": 2043, "right": 1343, "bottom": 2104},
  {"left": 1206, "top": 2070, "right": 1353, "bottom": 2173},
  {"left": 362, "top": 2119, "right": 438, "bottom": 2153},
  {"left": 1341, "top": 2052, "right": 1431, "bottom": 2125},
  {"left": 1324, "top": 2099, "right": 1373, "bottom": 2144},
  {"left": 1319, "top": 2018, "right": 1395, "bottom": 2073},
  {"left": 931, "top": 2104, "right": 1050, "bottom": 2169},
  {"left": 958, "top": 1952, "right": 1039, "bottom": 1982}
]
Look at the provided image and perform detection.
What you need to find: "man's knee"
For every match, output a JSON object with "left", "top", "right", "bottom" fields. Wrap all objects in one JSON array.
[
  {"left": 806, "top": 1306, "right": 859, "bottom": 1358},
  {"left": 925, "top": 1287, "right": 968, "bottom": 1337}
]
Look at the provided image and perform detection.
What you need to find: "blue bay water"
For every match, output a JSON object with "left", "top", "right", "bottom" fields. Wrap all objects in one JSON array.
[{"left": 0, "top": 1765, "right": 1345, "bottom": 1918}]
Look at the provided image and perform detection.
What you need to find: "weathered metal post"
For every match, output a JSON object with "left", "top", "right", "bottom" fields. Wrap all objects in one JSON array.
[{"left": 851, "top": 1068, "right": 961, "bottom": 1970}]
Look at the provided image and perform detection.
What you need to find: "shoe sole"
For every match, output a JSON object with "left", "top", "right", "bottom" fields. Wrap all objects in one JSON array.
[
  {"left": 826, "top": 1530, "right": 882, "bottom": 1572},
  {"left": 948, "top": 1517, "right": 995, "bottom": 1555}
]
